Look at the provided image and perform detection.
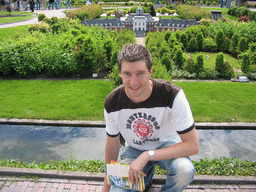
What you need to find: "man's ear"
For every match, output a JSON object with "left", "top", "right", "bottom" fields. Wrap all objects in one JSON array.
[{"left": 149, "top": 67, "right": 153, "bottom": 76}]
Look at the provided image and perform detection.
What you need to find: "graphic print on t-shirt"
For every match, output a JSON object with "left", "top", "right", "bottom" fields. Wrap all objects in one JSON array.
[{"left": 125, "top": 112, "right": 160, "bottom": 146}]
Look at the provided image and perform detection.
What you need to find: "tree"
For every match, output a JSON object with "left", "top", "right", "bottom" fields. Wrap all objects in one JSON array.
[
  {"left": 238, "top": 37, "right": 247, "bottom": 54},
  {"left": 175, "top": 48, "right": 185, "bottom": 69},
  {"left": 196, "top": 32, "right": 204, "bottom": 52},
  {"left": 215, "top": 30, "right": 225, "bottom": 52},
  {"left": 196, "top": 54, "right": 204, "bottom": 77},
  {"left": 150, "top": 4, "right": 156, "bottom": 16},
  {"left": 180, "top": 33, "right": 188, "bottom": 50},
  {"left": 215, "top": 52, "right": 224, "bottom": 76},
  {"left": 223, "top": 61, "right": 235, "bottom": 79},
  {"left": 230, "top": 33, "right": 239, "bottom": 56},
  {"left": 241, "top": 53, "right": 250, "bottom": 73},
  {"left": 187, "top": 38, "right": 198, "bottom": 52},
  {"left": 161, "top": 56, "right": 172, "bottom": 71},
  {"left": 185, "top": 57, "right": 196, "bottom": 74}
]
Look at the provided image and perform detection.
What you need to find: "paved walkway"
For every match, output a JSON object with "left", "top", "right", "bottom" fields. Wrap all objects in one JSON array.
[
  {"left": 0, "top": 9, "right": 67, "bottom": 28},
  {"left": 0, "top": 167, "right": 256, "bottom": 192}
]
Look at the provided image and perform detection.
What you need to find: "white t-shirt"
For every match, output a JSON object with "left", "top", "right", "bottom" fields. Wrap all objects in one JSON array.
[{"left": 104, "top": 79, "right": 194, "bottom": 151}]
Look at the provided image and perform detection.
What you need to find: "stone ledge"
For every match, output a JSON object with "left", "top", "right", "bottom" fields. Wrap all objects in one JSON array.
[
  {"left": 0, "top": 167, "right": 255, "bottom": 185},
  {"left": 0, "top": 118, "right": 256, "bottom": 129}
]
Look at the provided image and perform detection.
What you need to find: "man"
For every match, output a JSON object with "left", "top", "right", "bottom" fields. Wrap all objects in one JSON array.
[{"left": 103, "top": 44, "right": 199, "bottom": 192}]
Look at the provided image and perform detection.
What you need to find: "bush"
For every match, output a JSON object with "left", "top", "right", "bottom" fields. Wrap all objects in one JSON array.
[
  {"left": 215, "top": 52, "right": 224, "bottom": 76},
  {"left": 180, "top": 32, "right": 188, "bottom": 50},
  {"left": 161, "top": 56, "right": 172, "bottom": 71},
  {"left": 241, "top": 52, "right": 251, "bottom": 73},
  {"left": 230, "top": 34, "right": 239, "bottom": 56},
  {"left": 215, "top": 30, "right": 225, "bottom": 52},
  {"left": 187, "top": 38, "right": 198, "bottom": 52},
  {"left": 200, "top": 18, "right": 212, "bottom": 27},
  {"left": 175, "top": 48, "right": 186, "bottom": 69},
  {"left": 38, "top": 13, "right": 46, "bottom": 22},
  {"left": 185, "top": 57, "right": 196, "bottom": 74},
  {"left": 196, "top": 32, "right": 204, "bottom": 52},
  {"left": 238, "top": 15, "right": 250, "bottom": 22},
  {"left": 222, "top": 61, "right": 235, "bottom": 79},
  {"left": 196, "top": 54, "right": 204, "bottom": 77},
  {"left": 203, "top": 37, "right": 217, "bottom": 52},
  {"left": 223, "top": 37, "right": 231, "bottom": 53},
  {"left": 238, "top": 37, "right": 247, "bottom": 54}
]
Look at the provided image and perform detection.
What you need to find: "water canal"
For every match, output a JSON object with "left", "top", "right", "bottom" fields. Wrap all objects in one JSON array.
[{"left": 0, "top": 125, "right": 255, "bottom": 163}]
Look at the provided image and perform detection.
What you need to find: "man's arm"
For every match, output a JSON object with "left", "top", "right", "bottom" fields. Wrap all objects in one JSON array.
[
  {"left": 128, "top": 127, "right": 199, "bottom": 184},
  {"left": 102, "top": 134, "right": 120, "bottom": 192}
]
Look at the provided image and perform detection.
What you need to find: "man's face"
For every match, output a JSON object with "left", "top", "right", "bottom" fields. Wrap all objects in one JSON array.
[{"left": 119, "top": 59, "right": 153, "bottom": 103}]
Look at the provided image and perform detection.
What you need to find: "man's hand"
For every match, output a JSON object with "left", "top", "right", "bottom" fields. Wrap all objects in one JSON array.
[{"left": 128, "top": 152, "right": 149, "bottom": 184}]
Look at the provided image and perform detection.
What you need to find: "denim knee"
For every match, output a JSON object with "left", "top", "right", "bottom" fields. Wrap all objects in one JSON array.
[{"left": 158, "top": 157, "right": 195, "bottom": 192}]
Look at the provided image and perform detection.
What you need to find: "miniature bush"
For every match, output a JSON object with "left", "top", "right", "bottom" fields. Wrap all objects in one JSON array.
[
  {"left": 203, "top": 37, "right": 217, "bottom": 52},
  {"left": 161, "top": 56, "right": 172, "bottom": 71},
  {"left": 241, "top": 53, "right": 251, "bottom": 73},
  {"left": 222, "top": 61, "right": 235, "bottom": 79},
  {"left": 185, "top": 57, "right": 196, "bottom": 74},
  {"left": 38, "top": 13, "right": 46, "bottom": 22},
  {"left": 187, "top": 38, "right": 198, "bottom": 52},
  {"left": 196, "top": 54, "right": 204, "bottom": 77},
  {"left": 238, "top": 15, "right": 250, "bottom": 22},
  {"left": 180, "top": 33, "right": 188, "bottom": 50},
  {"left": 215, "top": 52, "right": 224, "bottom": 75},
  {"left": 215, "top": 30, "right": 225, "bottom": 52},
  {"left": 238, "top": 37, "right": 247, "bottom": 54},
  {"left": 196, "top": 32, "right": 204, "bottom": 52}
]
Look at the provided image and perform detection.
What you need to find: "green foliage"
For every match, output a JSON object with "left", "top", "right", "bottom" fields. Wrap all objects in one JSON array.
[
  {"left": 241, "top": 52, "right": 251, "bottom": 73},
  {"left": 196, "top": 32, "right": 204, "bottom": 52},
  {"left": 176, "top": 4, "right": 212, "bottom": 20},
  {"left": 238, "top": 37, "right": 248, "bottom": 54},
  {"left": 150, "top": 4, "right": 156, "bottom": 16},
  {"left": 38, "top": 13, "right": 46, "bottom": 21},
  {"left": 215, "top": 30, "right": 225, "bottom": 52},
  {"left": 161, "top": 56, "right": 172, "bottom": 71},
  {"left": 196, "top": 54, "right": 204, "bottom": 77},
  {"left": 222, "top": 60, "right": 235, "bottom": 79},
  {"left": 180, "top": 32, "right": 188, "bottom": 50},
  {"left": 215, "top": 52, "right": 224, "bottom": 76},
  {"left": 230, "top": 33, "right": 239, "bottom": 56},
  {"left": 185, "top": 57, "right": 196, "bottom": 74},
  {"left": 175, "top": 48, "right": 186, "bottom": 69},
  {"left": 203, "top": 37, "right": 217, "bottom": 52},
  {"left": 223, "top": 37, "right": 231, "bottom": 53},
  {"left": 187, "top": 38, "right": 198, "bottom": 52},
  {"left": 193, "top": 157, "right": 256, "bottom": 176}
]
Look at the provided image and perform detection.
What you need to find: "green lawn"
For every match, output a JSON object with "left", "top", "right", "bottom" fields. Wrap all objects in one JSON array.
[
  {"left": 0, "top": 79, "right": 255, "bottom": 122},
  {"left": 187, "top": 52, "right": 241, "bottom": 69},
  {"left": 0, "top": 11, "right": 35, "bottom": 24},
  {"left": 202, "top": 7, "right": 238, "bottom": 21},
  {"left": 0, "top": 25, "right": 29, "bottom": 41}
]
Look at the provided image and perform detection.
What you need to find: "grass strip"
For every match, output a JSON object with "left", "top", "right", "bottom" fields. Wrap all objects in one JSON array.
[
  {"left": 0, "top": 80, "right": 255, "bottom": 122},
  {"left": 0, "top": 11, "right": 35, "bottom": 24},
  {"left": 0, "top": 157, "right": 255, "bottom": 176}
]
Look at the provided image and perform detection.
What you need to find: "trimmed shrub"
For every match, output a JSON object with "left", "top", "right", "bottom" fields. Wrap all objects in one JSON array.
[
  {"left": 216, "top": 30, "right": 225, "bottom": 52},
  {"left": 38, "top": 13, "right": 46, "bottom": 21},
  {"left": 185, "top": 57, "right": 196, "bottom": 74},
  {"left": 180, "top": 33, "right": 188, "bottom": 50},
  {"left": 204, "top": 37, "right": 217, "bottom": 52},
  {"left": 196, "top": 32, "right": 204, "bottom": 52},
  {"left": 175, "top": 48, "right": 186, "bottom": 69},
  {"left": 230, "top": 34, "right": 239, "bottom": 56},
  {"left": 196, "top": 54, "right": 204, "bottom": 77},
  {"left": 215, "top": 52, "right": 224, "bottom": 76},
  {"left": 241, "top": 52, "right": 251, "bottom": 73},
  {"left": 223, "top": 37, "right": 231, "bottom": 53},
  {"left": 187, "top": 38, "right": 198, "bottom": 52},
  {"left": 222, "top": 61, "right": 235, "bottom": 79},
  {"left": 161, "top": 56, "right": 172, "bottom": 71},
  {"left": 238, "top": 37, "right": 247, "bottom": 54}
]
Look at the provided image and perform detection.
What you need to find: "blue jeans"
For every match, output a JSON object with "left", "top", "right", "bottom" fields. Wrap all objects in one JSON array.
[
  {"left": 36, "top": 0, "right": 40, "bottom": 9},
  {"left": 48, "top": 2, "right": 54, "bottom": 9},
  {"left": 66, "top": 0, "right": 71, "bottom": 9},
  {"left": 110, "top": 136, "right": 196, "bottom": 192},
  {"left": 56, "top": 0, "right": 60, "bottom": 9}
]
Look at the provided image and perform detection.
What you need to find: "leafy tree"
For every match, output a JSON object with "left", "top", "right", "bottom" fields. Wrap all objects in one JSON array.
[
  {"left": 196, "top": 54, "right": 204, "bottom": 77},
  {"left": 185, "top": 57, "right": 196, "bottom": 74},
  {"left": 215, "top": 52, "right": 224, "bottom": 76},
  {"left": 180, "top": 33, "right": 188, "bottom": 50},
  {"left": 150, "top": 4, "right": 156, "bottom": 16},
  {"left": 222, "top": 61, "right": 235, "bottom": 79},
  {"left": 175, "top": 48, "right": 186, "bottom": 69},
  {"left": 241, "top": 53, "right": 250, "bottom": 73},
  {"left": 215, "top": 30, "right": 225, "bottom": 52},
  {"left": 230, "top": 33, "right": 239, "bottom": 56},
  {"left": 196, "top": 32, "right": 204, "bottom": 52},
  {"left": 187, "top": 38, "right": 198, "bottom": 52},
  {"left": 161, "top": 56, "right": 172, "bottom": 71},
  {"left": 238, "top": 37, "right": 247, "bottom": 54},
  {"left": 223, "top": 37, "right": 231, "bottom": 53},
  {"left": 164, "top": 30, "right": 173, "bottom": 42}
]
